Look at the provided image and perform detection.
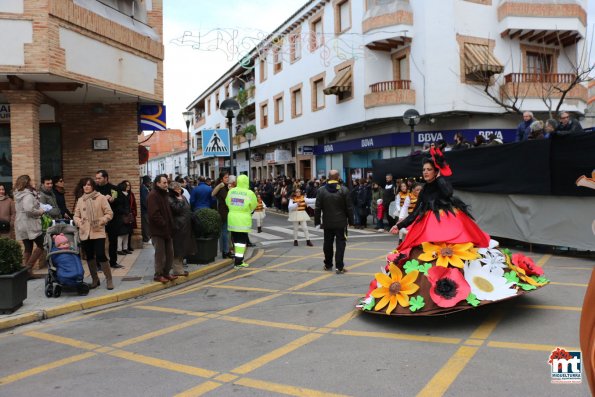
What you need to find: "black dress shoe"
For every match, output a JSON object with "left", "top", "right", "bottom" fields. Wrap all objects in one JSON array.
[
  {"left": 117, "top": 250, "right": 127, "bottom": 255},
  {"left": 110, "top": 263, "right": 124, "bottom": 269},
  {"left": 247, "top": 243, "right": 256, "bottom": 247},
  {"left": 125, "top": 249, "right": 134, "bottom": 254}
]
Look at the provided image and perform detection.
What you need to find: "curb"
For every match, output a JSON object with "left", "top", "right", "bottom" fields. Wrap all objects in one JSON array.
[{"left": 0, "top": 258, "right": 234, "bottom": 332}]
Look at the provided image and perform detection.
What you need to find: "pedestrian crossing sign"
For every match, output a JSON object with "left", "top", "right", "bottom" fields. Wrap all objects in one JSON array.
[{"left": 202, "top": 129, "right": 230, "bottom": 156}]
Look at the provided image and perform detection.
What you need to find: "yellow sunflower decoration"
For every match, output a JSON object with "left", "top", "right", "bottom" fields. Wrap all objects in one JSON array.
[
  {"left": 371, "top": 264, "right": 420, "bottom": 315},
  {"left": 506, "top": 260, "right": 548, "bottom": 287},
  {"left": 418, "top": 242, "right": 479, "bottom": 268}
]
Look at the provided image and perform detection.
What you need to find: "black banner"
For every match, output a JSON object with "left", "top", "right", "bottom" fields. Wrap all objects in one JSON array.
[{"left": 372, "top": 132, "right": 595, "bottom": 197}]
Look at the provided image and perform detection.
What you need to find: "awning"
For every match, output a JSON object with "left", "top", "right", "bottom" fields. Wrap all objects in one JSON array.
[
  {"left": 464, "top": 43, "right": 504, "bottom": 76},
  {"left": 323, "top": 67, "right": 352, "bottom": 95}
]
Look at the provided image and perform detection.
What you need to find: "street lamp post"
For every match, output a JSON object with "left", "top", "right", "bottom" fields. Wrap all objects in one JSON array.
[
  {"left": 219, "top": 98, "right": 240, "bottom": 174},
  {"left": 245, "top": 130, "right": 254, "bottom": 182},
  {"left": 182, "top": 111, "right": 193, "bottom": 177},
  {"left": 403, "top": 109, "right": 421, "bottom": 154}
]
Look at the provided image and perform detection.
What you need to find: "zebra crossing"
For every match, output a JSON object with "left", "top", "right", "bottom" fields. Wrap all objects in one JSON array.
[{"left": 248, "top": 224, "right": 391, "bottom": 246}]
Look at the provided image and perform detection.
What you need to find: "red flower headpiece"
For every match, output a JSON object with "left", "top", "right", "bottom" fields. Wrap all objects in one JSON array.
[{"left": 430, "top": 147, "right": 452, "bottom": 177}]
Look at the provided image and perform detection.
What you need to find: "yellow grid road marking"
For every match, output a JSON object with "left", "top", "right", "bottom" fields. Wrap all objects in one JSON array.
[
  {"left": 0, "top": 352, "right": 97, "bottom": 386},
  {"left": 537, "top": 254, "right": 552, "bottom": 267},
  {"left": 487, "top": 341, "right": 580, "bottom": 352},
  {"left": 464, "top": 339, "right": 484, "bottom": 346},
  {"left": 292, "top": 291, "right": 361, "bottom": 298},
  {"left": 550, "top": 281, "right": 588, "bottom": 287},
  {"left": 214, "top": 373, "right": 238, "bottom": 382},
  {"left": 417, "top": 309, "right": 505, "bottom": 397},
  {"left": 107, "top": 349, "right": 218, "bottom": 378},
  {"left": 174, "top": 381, "right": 222, "bottom": 397},
  {"left": 218, "top": 315, "right": 317, "bottom": 332},
  {"left": 134, "top": 306, "right": 207, "bottom": 317},
  {"left": 205, "top": 284, "right": 280, "bottom": 293},
  {"left": 217, "top": 293, "right": 283, "bottom": 315},
  {"left": 231, "top": 333, "right": 324, "bottom": 375},
  {"left": 287, "top": 274, "right": 333, "bottom": 291},
  {"left": 469, "top": 310, "right": 504, "bottom": 340},
  {"left": 333, "top": 329, "right": 461, "bottom": 345},
  {"left": 518, "top": 304, "right": 582, "bottom": 312},
  {"left": 24, "top": 331, "right": 101, "bottom": 350},
  {"left": 235, "top": 377, "right": 352, "bottom": 397},
  {"left": 324, "top": 310, "right": 359, "bottom": 328},
  {"left": 112, "top": 317, "right": 208, "bottom": 348},
  {"left": 416, "top": 346, "right": 478, "bottom": 397}
]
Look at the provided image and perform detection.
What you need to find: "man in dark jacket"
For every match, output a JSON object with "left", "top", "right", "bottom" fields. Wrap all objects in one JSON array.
[
  {"left": 147, "top": 174, "right": 176, "bottom": 283},
  {"left": 382, "top": 173, "right": 396, "bottom": 230},
  {"left": 315, "top": 170, "right": 354, "bottom": 274},
  {"left": 95, "top": 170, "right": 125, "bottom": 269},
  {"left": 516, "top": 111, "right": 535, "bottom": 142},
  {"left": 556, "top": 112, "right": 583, "bottom": 135},
  {"left": 52, "top": 176, "right": 73, "bottom": 219},
  {"left": 190, "top": 176, "right": 214, "bottom": 210},
  {"left": 39, "top": 176, "right": 62, "bottom": 220}
]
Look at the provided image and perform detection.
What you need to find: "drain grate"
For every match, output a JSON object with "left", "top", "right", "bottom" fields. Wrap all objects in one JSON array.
[{"left": 121, "top": 276, "right": 143, "bottom": 281}]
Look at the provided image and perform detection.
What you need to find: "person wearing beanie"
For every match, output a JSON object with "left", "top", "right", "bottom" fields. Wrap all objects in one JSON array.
[{"left": 53, "top": 233, "right": 70, "bottom": 250}]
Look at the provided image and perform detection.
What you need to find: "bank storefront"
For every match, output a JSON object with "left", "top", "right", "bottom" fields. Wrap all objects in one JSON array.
[{"left": 313, "top": 128, "right": 515, "bottom": 184}]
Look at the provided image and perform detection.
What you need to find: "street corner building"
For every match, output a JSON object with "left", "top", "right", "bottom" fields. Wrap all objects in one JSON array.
[{"left": 0, "top": 0, "right": 164, "bottom": 202}]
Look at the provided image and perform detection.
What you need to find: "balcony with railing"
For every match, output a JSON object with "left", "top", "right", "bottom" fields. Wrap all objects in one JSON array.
[
  {"left": 364, "top": 80, "right": 415, "bottom": 108},
  {"left": 498, "top": 0, "right": 586, "bottom": 47},
  {"left": 500, "top": 73, "right": 587, "bottom": 102},
  {"left": 363, "top": 0, "right": 413, "bottom": 51}
]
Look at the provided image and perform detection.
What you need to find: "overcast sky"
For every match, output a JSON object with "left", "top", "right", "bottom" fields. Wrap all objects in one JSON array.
[
  {"left": 162, "top": 1, "right": 595, "bottom": 131},
  {"left": 163, "top": 0, "right": 308, "bottom": 131}
]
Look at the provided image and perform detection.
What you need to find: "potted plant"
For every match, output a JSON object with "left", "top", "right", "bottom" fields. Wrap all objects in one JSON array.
[
  {"left": 189, "top": 208, "right": 221, "bottom": 264},
  {"left": 0, "top": 237, "right": 27, "bottom": 314}
]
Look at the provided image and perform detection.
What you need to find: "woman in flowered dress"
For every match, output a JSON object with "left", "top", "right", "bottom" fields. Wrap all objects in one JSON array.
[{"left": 357, "top": 149, "right": 548, "bottom": 316}]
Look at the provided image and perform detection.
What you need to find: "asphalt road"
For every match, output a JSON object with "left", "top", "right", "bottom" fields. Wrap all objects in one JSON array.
[{"left": 0, "top": 216, "right": 591, "bottom": 396}]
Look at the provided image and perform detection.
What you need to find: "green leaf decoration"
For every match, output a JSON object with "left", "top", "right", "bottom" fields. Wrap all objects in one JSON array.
[
  {"left": 362, "top": 297, "right": 376, "bottom": 311},
  {"left": 503, "top": 271, "right": 519, "bottom": 284},
  {"left": 518, "top": 283, "right": 537, "bottom": 291},
  {"left": 403, "top": 259, "right": 420, "bottom": 274},
  {"left": 501, "top": 248, "right": 512, "bottom": 259},
  {"left": 409, "top": 296, "right": 425, "bottom": 312},
  {"left": 466, "top": 293, "right": 481, "bottom": 307},
  {"left": 531, "top": 275, "right": 549, "bottom": 284},
  {"left": 419, "top": 263, "right": 432, "bottom": 275}
]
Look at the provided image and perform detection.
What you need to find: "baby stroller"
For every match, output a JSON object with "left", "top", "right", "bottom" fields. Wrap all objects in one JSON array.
[{"left": 44, "top": 220, "right": 89, "bottom": 298}]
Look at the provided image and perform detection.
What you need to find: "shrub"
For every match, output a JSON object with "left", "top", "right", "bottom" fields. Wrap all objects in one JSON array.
[
  {"left": 193, "top": 208, "right": 221, "bottom": 238},
  {"left": 0, "top": 238, "right": 23, "bottom": 275}
]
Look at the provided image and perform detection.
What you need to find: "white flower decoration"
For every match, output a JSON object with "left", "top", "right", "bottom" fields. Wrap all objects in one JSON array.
[
  {"left": 477, "top": 240, "right": 507, "bottom": 274},
  {"left": 463, "top": 260, "right": 517, "bottom": 301}
]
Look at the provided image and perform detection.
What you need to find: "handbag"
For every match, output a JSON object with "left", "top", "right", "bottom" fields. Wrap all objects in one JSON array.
[{"left": 0, "top": 220, "right": 9, "bottom": 233}]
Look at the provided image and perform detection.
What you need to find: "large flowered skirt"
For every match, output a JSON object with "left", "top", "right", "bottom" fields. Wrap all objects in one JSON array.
[{"left": 357, "top": 210, "right": 549, "bottom": 316}]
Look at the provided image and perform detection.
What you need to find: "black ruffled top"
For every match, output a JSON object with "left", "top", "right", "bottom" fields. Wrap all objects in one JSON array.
[{"left": 398, "top": 177, "right": 472, "bottom": 229}]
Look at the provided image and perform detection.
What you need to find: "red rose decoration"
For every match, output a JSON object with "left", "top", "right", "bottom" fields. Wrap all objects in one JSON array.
[
  {"left": 427, "top": 266, "right": 470, "bottom": 308},
  {"left": 512, "top": 253, "right": 544, "bottom": 276}
]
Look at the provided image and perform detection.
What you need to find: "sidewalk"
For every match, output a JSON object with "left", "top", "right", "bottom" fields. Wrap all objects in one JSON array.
[{"left": 0, "top": 242, "right": 245, "bottom": 331}]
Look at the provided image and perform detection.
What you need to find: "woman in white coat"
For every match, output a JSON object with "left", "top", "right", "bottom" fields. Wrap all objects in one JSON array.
[{"left": 288, "top": 188, "right": 315, "bottom": 247}]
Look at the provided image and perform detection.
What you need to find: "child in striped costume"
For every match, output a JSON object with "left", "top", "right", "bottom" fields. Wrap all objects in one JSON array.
[
  {"left": 288, "top": 188, "right": 315, "bottom": 246},
  {"left": 399, "top": 182, "right": 422, "bottom": 243},
  {"left": 252, "top": 193, "right": 266, "bottom": 233}
]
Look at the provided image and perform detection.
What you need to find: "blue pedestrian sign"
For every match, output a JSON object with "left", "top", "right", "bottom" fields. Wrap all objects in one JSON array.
[{"left": 202, "top": 129, "right": 230, "bottom": 156}]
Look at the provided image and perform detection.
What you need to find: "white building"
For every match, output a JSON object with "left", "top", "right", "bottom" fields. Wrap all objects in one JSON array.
[
  {"left": 187, "top": 0, "right": 589, "bottom": 182},
  {"left": 141, "top": 149, "right": 187, "bottom": 180}
]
